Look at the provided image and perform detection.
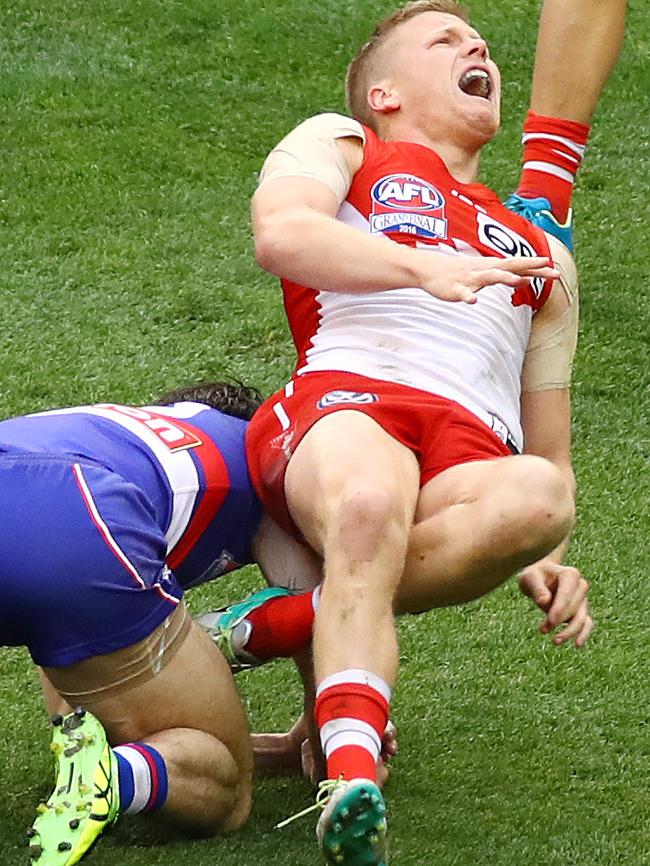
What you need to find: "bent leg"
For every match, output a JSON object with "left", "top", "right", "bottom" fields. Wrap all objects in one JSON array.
[
  {"left": 511, "top": 0, "right": 627, "bottom": 230},
  {"left": 531, "top": 0, "right": 627, "bottom": 123},
  {"left": 284, "top": 410, "right": 418, "bottom": 863},
  {"left": 202, "top": 456, "right": 574, "bottom": 659},
  {"left": 45, "top": 611, "right": 253, "bottom": 835},
  {"left": 396, "top": 455, "right": 575, "bottom": 614},
  {"left": 38, "top": 667, "right": 73, "bottom": 717},
  {"left": 285, "top": 410, "right": 420, "bottom": 684}
]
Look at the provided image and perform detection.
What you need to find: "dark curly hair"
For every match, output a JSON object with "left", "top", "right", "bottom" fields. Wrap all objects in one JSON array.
[{"left": 155, "top": 381, "right": 263, "bottom": 421}]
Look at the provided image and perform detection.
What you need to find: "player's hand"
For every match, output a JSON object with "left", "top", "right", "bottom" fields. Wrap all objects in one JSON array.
[
  {"left": 519, "top": 562, "right": 594, "bottom": 647},
  {"left": 251, "top": 713, "right": 327, "bottom": 781},
  {"left": 419, "top": 253, "right": 560, "bottom": 304},
  {"left": 251, "top": 716, "right": 307, "bottom": 775}
]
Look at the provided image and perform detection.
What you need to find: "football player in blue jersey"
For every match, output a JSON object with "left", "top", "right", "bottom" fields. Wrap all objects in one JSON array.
[{"left": 0, "top": 381, "right": 317, "bottom": 866}]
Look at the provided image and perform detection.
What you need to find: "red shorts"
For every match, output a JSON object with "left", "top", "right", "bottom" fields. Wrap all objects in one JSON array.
[{"left": 246, "top": 372, "right": 513, "bottom": 535}]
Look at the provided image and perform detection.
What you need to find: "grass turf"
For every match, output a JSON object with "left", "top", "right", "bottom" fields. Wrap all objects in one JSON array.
[{"left": 0, "top": 0, "right": 648, "bottom": 864}]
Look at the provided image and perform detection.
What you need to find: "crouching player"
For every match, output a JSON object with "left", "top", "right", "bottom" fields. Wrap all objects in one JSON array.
[{"left": 0, "top": 383, "right": 307, "bottom": 866}]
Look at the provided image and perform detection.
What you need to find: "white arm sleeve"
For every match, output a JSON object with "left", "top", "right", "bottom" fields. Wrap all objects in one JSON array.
[
  {"left": 521, "top": 234, "right": 579, "bottom": 392},
  {"left": 258, "top": 113, "right": 365, "bottom": 206}
]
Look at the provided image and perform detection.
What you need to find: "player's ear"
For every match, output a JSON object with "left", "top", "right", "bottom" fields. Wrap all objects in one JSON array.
[{"left": 368, "top": 80, "right": 401, "bottom": 115}]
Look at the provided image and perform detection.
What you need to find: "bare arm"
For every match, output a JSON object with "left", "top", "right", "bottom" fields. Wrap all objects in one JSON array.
[
  {"left": 518, "top": 283, "right": 593, "bottom": 646},
  {"left": 521, "top": 386, "right": 575, "bottom": 567},
  {"left": 253, "top": 137, "right": 558, "bottom": 304},
  {"left": 521, "top": 237, "right": 577, "bottom": 540}
]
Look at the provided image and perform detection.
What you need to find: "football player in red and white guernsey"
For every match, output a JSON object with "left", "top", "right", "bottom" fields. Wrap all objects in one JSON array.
[{"left": 246, "top": 2, "right": 591, "bottom": 862}]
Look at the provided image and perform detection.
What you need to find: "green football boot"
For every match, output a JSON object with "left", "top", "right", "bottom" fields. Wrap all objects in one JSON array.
[
  {"left": 316, "top": 778, "right": 388, "bottom": 866},
  {"left": 197, "top": 586, "right": 294, "bottom": 672},
  {"left": 28, "top": 708, "right": 119, "bottom": 865}
]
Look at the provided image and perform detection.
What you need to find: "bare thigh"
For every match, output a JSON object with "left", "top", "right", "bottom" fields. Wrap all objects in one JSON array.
[
  {"left": 285, "top": 409, "right": 419, "bottom": 555},
  {"left": 397, "top": 455, "right": 574, "bottom": 613}
]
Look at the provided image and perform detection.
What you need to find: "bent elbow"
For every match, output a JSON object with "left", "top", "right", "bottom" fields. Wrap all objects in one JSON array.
[
  {"left": 253, "top": 218, "right": 291, "bottom": 275},
  {"left": 254, "top": 231, "right": 281, "bottom": 274}
]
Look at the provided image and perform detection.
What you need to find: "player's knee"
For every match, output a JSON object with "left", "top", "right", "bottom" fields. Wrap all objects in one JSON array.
[
  {"left": 184, "top": 769, "right": 252, "bottom": 837},
  {"left": 329, "top": 482, "right": 409, "bottom": 560},
  {"left": 514, "top": 456, "right": 575, "bottom": 547},
  {"left": 219, "top": 779, "right": 252, "bottom": 833}
]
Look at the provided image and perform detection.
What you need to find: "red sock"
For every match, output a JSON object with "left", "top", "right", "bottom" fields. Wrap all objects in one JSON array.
[
  {"left": 315, "top": 671, "right": 390, "bottom": 783},
  {"left": 516, "top": 110, "right": 590, "bottom": 221},
  {"left": 244, "top": 590, "right": 317, "bottom": 660}
]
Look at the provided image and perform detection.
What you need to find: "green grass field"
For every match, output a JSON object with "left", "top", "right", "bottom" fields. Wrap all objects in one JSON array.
[{"left": 1, "top": 0, "right": 649, "bottom": 864}]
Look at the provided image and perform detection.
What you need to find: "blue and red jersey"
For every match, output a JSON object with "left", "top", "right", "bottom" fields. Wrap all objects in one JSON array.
[{"left": 0, "top": 401, "right": 262, "bottom": 590}]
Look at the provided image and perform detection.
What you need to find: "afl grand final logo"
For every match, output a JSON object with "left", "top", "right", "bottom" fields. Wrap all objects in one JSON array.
[{"left": 370, "top": 173, "right": 448, "bottom": 240}]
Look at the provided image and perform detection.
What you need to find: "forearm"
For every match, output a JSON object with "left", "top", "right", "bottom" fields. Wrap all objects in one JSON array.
[
  {"left": 527, "top": 534, "right": 571, "bottom": 570},
  {"left": 255, "top": 206, "right": 428, "bottom": 295},
  {"left": 516, "top": 454, "right": 591, "bottom": 647}
]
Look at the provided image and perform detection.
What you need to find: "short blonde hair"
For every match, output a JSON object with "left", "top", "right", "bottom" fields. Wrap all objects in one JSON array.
[{"left": 346, "top": 1, "right": 470, "bottom": 129}]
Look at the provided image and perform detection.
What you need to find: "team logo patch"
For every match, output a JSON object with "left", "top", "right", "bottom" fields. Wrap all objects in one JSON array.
[
  {"left": 317, "top": 390, "right": 379, "bottom": 409},
  {"left": 370, "top": 173, "right": 448, "bottom": 240}
]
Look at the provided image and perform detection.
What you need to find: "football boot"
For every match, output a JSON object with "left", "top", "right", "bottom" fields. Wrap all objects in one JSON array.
[
  {"left": 197, "top": 586, "right": 294, "bottom": 673},
  {"left": 316, "top": 778, "right": 387, "bottom": 866},
  {"left": 503, "top": 193, "right": 574, "bottom": 252},
  {"left": 29, "top": 708, "right": 119, "bottom": 865}
]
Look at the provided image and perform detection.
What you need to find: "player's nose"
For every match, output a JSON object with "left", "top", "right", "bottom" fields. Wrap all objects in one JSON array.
[{"left": 462, "top": 36, "right": 489, "bottom": 61}]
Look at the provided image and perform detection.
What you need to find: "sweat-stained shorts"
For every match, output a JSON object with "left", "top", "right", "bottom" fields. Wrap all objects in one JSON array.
[
  {"left": 0, "top": 449, "right": 182, "bottom": 668},
  {"left": 246, "top": 371, "right": 513, "bottom": 536}
]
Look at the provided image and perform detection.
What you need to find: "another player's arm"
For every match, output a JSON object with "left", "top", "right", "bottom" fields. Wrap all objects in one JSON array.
[
  {"left": 518, "top": 236, "right": 593, "bottom": 646},
  {"left": 253, "top": 116, "right": 558, "bottom": 303}
]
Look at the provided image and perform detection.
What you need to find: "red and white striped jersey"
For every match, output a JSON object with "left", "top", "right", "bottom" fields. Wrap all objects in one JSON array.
[{"left": 276, "top": 116, "right": 554, "bottom": 451}]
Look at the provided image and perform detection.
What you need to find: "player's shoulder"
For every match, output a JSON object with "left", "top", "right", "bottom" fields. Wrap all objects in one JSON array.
[
  {"left": 284, "top": 112, "right": 366, "bottom": 144},
  {"left": 263, "top": 113, "right": 365, "bottom": 191},
  {"left": 543, "top": 232, "right": 578, "bottom": 302},
  {"left": 543, "top": 232, "right": 576, "bottom": 273},
  {"left": 529, "top": 232, "right": 579, "bottom": 327}
]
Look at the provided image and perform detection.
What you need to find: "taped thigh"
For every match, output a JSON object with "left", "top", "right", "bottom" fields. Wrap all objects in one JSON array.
[{"left": 44, "top": 602, "right": 192, "bottom": 704}]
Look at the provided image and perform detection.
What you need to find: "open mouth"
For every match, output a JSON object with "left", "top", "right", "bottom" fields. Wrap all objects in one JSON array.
[{"left": 458, "top": 68, "right": 492, "bottom": 99}]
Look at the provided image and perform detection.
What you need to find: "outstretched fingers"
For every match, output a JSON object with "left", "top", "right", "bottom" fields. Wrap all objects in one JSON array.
[
  {"left": 496, "top": 255, "right": 560, "bottom": 279},
  {"left": 465, "top": 256, "right": 560, "bottom": 297},
  {"left": 424, "top": 253, "right": 559, "bottom": 304}
]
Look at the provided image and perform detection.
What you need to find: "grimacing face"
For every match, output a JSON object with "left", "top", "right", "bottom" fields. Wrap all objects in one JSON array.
[{"left": 376, "top": 11, "right": 502, "bottom": 147}]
